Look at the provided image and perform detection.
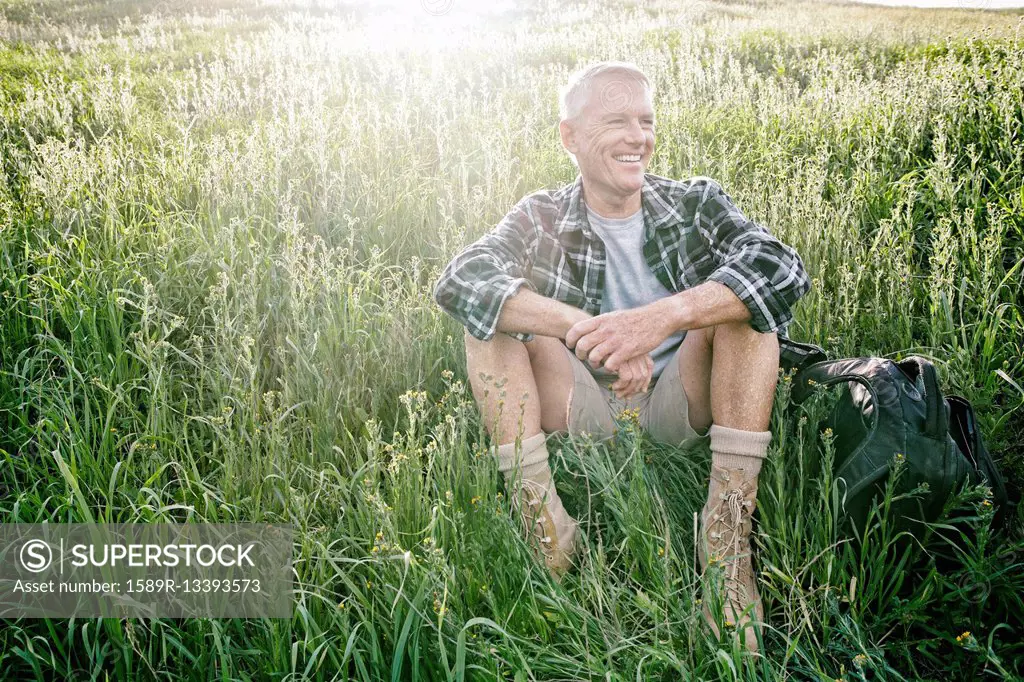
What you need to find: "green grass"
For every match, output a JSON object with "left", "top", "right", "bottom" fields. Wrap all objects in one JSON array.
[{"left": 1, "top": 0, "right": 1023, "bottom": 678}]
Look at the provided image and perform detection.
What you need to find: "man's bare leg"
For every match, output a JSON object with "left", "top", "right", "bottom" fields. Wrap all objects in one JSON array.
[
  {"left": 676, "top": 320, "right": 779, "bottom": 653},
  {"left": 464, "top": 331, "right": 575, "bottom": 441},
  {"left": 676, "top": 321, "right": 779, "bottom": 434},
  {"left": 464, "top": 331, "right": 579, "bottom": 575}
]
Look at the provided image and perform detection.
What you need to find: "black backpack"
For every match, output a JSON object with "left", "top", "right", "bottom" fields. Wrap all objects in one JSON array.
[{"left": 786, "top": 347, "right": 1014, "bottom": 537}]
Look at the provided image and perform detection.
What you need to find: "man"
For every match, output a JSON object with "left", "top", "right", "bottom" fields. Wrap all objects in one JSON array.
[{"left": 433, "top": 61, "right": 811, "bottom": 652}]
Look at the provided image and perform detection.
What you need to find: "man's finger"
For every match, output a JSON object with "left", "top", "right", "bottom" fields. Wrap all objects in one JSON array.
[
  {"left": 622, "top": 372, "right": 638, "bottom": 399},
  {"left": 635, "top": 364, "right": 647, "bottom": 393},
  {"left": 604, "top": 349, "right": 630, "bottom": 373},
  {"left": 618, "top": 361, "right": 641, "bottom": 398},
  {"left": 566, "top": 317, "right": 599, "bottom": 348},
  {"left": 574, "top": 327, "right": 611, "bottom": 358},
  {"left": 574, "top": 333, "right": 597, "bottom": 360},
  {"left": 619, "top": 377, "right": 635, "bottom": 400},
  {"left": 614, "top": 360, "right": 630, "bottom": 382},
  {"left": 588, "top": 342, "right": 614, "bottom": 369},
  {"left": 616, "top": 376, "right": 636, "bottom": 399}
]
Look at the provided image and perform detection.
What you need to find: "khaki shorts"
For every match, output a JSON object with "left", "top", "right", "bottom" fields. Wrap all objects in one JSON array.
[{"left": 559, "top": 343, "right": 710, "bottom": 447}]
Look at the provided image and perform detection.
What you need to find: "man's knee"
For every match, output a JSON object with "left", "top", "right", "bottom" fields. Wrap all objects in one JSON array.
[
  {"left": 464, "top": 330, "right": 528, "bottom": 385},
  {"left": 704, "top": 320, "right": 779, "bottom": 353},
  {"left": 464, "top": 329, "right": 528, "bottom": 359},
  {"left": 523, "top": 334, "right": 566, "bottom": 362}
]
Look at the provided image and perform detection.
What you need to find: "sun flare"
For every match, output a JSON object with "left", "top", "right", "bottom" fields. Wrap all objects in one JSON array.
[{"left": 324, "top": 0, "right": 519, "bottom": 53}]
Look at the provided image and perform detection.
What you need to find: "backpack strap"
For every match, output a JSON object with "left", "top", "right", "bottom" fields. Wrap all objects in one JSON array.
[
  {"left": 781, "top": 339, "right": 828, "bottom": 374},
  {"left": 791, "top": 358, "right": 907, "bottom": 500},
  {"left": 947, "top": 394, "right": 1015, "bottom": 528},
  {"left": 918, "top": 359, "right": 947, "bottom": 441},
  {"left": 791, "top": 357, "right": 893, "bottom": 407}
]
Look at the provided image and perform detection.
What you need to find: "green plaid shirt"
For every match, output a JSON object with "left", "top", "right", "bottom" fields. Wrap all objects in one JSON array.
[{"left": 434, "top": 174, "right": 814, "bottom": 368}]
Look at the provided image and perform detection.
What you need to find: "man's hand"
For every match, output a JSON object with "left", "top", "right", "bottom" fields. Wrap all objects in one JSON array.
[
  {"left": 566, "top": 303, "right": 675, "bottom": 373},
  {"left": 609, "top": 353, "right": 654, "bottom": 400}
]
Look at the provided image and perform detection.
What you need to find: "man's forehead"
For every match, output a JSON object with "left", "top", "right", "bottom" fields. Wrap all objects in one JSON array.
[{"left": 582, "top": 74, "right": 654, "bottom": 116}]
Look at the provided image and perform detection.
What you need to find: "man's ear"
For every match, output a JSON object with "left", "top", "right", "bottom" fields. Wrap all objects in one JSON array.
[{"left": 559, "top": 118, "right": 577, "bottom": 155}]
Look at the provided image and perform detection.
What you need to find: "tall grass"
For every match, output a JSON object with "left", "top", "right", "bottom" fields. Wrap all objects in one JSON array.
[{"left": 0, "top": 0, "right": 1022, "bottom": 678}]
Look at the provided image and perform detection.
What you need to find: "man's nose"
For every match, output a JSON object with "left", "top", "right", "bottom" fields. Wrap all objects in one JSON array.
[{"left": 624, "top": 119, "right": 645, "bottom": 144}]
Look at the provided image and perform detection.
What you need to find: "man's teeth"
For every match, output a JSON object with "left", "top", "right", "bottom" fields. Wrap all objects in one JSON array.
[{"left": 614, "top": 155, "right": 641, "bottom": 162}]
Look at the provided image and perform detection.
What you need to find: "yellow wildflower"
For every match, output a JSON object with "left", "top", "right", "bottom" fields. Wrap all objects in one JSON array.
[{"left": 956, "top": 631, "right": 976, "bottom": 647}]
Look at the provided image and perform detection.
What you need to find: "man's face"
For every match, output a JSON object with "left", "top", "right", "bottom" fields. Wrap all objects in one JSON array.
[{"left": 561, "top": 74, "right": 656, "bottom": 204}]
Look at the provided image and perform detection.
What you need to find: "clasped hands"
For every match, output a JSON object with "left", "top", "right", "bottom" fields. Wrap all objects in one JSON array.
[{"left": 565, "top": 304, "right": 674, "bottom": 400}]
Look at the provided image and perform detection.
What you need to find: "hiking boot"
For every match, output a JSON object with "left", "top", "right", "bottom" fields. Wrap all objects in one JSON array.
[
  {"left": 509, "top": 477, "right": 578, "bottom": 578},
  {"left": 698, "top": 464, "right": 764, "bottom": 652}
]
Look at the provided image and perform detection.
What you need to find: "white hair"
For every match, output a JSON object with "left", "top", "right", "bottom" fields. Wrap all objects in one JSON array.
[{"left": 558, "top": 61, "right": 654, "bottom": 122}]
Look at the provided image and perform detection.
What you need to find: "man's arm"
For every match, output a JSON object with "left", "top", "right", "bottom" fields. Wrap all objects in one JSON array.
[
  {"left": 505, "top": 288, "right": 654, "bottom": 399},
  {"left": 657, "top": 279, "right": 750, "bottom": 331},
  {"left": 434, "top": 194, "right": 600, "bottom": 344},
  {"left": 695, "top": 178, "right": 810, "bottom": 334},
  {"left": 495, "top": 288, "right": 592, "bottom": 340},
  {"left": 433, "top": 198, "right": 541, "bottom": 343},
  {"left": 568, "top": 179, "right": 810, "bottom": 371},
  {"left": 565, "top": 280, "right": 747, "bottom": 371}
]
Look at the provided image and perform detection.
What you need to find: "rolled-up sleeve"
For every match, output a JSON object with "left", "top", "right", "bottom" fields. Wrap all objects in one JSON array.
[
  {"left": 433, "top": 199, "right": 538, "bottom": 342},
  {"left": 696, "top": 179, "right": 810, "bottom": 334}
]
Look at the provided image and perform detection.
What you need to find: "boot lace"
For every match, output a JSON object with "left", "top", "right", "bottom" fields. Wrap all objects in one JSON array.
[
  {"left": 511, "top": 479, "right": 556, "bottom": 550},
  {"left": 705, "top": 481, "right": 756, "bottom": 621}
]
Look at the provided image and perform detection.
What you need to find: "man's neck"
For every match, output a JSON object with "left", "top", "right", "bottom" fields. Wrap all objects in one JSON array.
[{"left": 580, "top": 181, "right": 642, "bottom": 219}]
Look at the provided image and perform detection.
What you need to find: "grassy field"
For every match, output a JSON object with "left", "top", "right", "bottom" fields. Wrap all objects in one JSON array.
[{"left": 1, "top": 0, "right": 1023, "bottom": 679}]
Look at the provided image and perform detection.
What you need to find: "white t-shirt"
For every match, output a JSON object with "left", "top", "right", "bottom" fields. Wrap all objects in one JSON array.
[{"left": 585, "top": 205, "right": 686, "bottom": 385}]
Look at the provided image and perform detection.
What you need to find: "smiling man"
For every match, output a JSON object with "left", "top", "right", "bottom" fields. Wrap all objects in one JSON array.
[{"left": 433, "top": 61, "right": 811, "bottom": 652}]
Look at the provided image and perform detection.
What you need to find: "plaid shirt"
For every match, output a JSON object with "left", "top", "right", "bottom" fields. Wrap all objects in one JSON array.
[{"left": 434, "top": 174, "right": 814, "bottom": 368}]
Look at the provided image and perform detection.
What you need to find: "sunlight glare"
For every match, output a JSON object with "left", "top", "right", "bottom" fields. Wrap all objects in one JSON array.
[{"left": 339, "top": 0, "right": 518, "bottom": 53}]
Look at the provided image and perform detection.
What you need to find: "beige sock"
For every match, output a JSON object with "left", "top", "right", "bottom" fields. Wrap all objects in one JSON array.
[
  {"left": 496, "top": 432, "right": 562, "bottom": 506},
  {"left": 495, "top": 432, "right": 549, "bottom": 478},
  {"left": 495, "top": 432, "right": 576, "bottom": 548},
  {"left": 708, "top": 424, "right": 771, "bottom": 477}
]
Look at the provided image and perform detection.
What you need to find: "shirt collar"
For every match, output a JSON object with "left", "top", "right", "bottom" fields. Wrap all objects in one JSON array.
[
  {"left": 555, "top": 175, "right": 590, "bottom": 237},
  {"left": 556, "top": 174, "right": 664, "bottom": 242}
]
